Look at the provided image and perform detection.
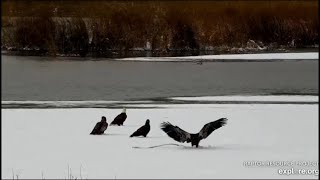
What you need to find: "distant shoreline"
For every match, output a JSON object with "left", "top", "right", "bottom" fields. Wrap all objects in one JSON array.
[
  {"left": 2, "top": 1, "right": 318, "bottom": 58},
  {"left": 1, "top": 50, "right": 318, "bottom": 62},
  {"left": 1, "top": 47, "right": 319, "bottom": 59},
  {"left": 2, "top": 95, "right": 318, "bottom": 109}
]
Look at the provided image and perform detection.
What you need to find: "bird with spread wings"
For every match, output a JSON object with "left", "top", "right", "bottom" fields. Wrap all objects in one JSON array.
[{"left": 160, "top": 118, "right": 228, "bottom": 147}]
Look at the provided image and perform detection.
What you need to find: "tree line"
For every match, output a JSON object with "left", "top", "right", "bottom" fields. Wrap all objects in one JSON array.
[{"left": 1, "top": 1, "right": 318, "bottom": 57}]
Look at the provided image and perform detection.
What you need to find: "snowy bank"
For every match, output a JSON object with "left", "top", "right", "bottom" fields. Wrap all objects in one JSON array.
[
  {"left": 170, "top": 95, "right": 319, "bottom": 102},
  {"left": 114, "top": 52, "right": 319, "bottom": 62},
  {"left": 2, "top": 103, "right": 318, "bottom": 179}
]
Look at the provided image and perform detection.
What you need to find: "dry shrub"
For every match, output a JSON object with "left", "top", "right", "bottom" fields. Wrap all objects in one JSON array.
[
  {"left": 1, "top": 17, "right": 15, "bottom": 48},
  {"left": 89, "top": 17, "right": 112, "bottom": 56},
  {"left": 56, "top": 18, "right": 89, "bottom": 57},
  {"left": 2, "top": 0, "right": 318, "bottom": 56},
  {"left": 14, "top": 16, "right": 56, "bottom": 54}
]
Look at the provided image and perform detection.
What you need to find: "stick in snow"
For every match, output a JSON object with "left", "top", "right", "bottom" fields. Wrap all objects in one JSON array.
[{"left": 132, "top": 143, "right": 186, "bottom": 149}]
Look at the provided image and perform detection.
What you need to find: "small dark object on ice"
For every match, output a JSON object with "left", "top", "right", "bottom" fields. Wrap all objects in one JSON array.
[{"left": 196, "top": 60, "right": 203, "bottom": 65}]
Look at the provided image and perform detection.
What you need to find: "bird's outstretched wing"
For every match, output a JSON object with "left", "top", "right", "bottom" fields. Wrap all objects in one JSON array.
[
  {"left": 198, "top": 118, "right": 228, "bottom": 140},
  {"left": 160, "top": 122, "right": 191, "bottom": 143}
]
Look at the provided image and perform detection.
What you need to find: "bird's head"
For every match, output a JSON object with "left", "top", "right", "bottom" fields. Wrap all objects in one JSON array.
[
  {"left": 101, "top": 116, "right": 107, "bottom": 122},
  {"left": 146, "top": 119, "right": 150, "bottom": 125},
  {"left": 122, "top": 108, "right": 126, "bottom": 113}
]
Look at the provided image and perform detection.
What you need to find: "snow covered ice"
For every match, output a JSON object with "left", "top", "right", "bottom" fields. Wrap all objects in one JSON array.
[
  {"left": 2, "top": 96, "right": 318, "bottom": 179},
  {"left": 114, "top": 52, "right": 319, "bottom": 62}
]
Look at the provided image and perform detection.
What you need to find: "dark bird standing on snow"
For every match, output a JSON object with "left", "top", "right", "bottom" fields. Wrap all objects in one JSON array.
[
  {"left": 160, "top": 118, "right": 228, "bottom": 148},
  {"left": 130, "top": 119, "right": 150, "bottom": 137},
  {"left": 90, "top": 116, "right": 108, "bottom": 135},
  {"left": 110, "top": 108, "right": 127, "bottom": 126}
]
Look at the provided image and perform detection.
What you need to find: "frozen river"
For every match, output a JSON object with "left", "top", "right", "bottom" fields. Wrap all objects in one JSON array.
[{"left": 2, "top": 54, "right": 318, "bottom": 102}]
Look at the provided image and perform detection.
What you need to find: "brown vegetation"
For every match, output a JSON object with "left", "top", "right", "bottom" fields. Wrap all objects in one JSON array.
[{"left": 1, "top": 0, "right": 318, "bottom": 57}]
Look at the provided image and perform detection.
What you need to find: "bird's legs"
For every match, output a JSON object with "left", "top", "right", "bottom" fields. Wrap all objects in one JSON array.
[{"left": 191, "top": 142, "right": 200, "bottom": 148}]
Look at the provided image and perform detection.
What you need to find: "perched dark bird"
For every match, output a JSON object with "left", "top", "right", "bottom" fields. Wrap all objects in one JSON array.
[
  {"left": 90, "top": 116, "right": 108, "bottom": 135},
  {"left": 130, "top": 119, "right": 151, "bottom": 137},
  {"left": 110, "top": 108, "right": 127, "bottom": 126},
  {"left": 160, "top": 118, "right": 228, "bottom": 148}
]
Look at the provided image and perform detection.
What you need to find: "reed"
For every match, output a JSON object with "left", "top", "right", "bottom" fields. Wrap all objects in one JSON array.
[{"left": 2, "top": 0, "right": 318, "bottom": 56}]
